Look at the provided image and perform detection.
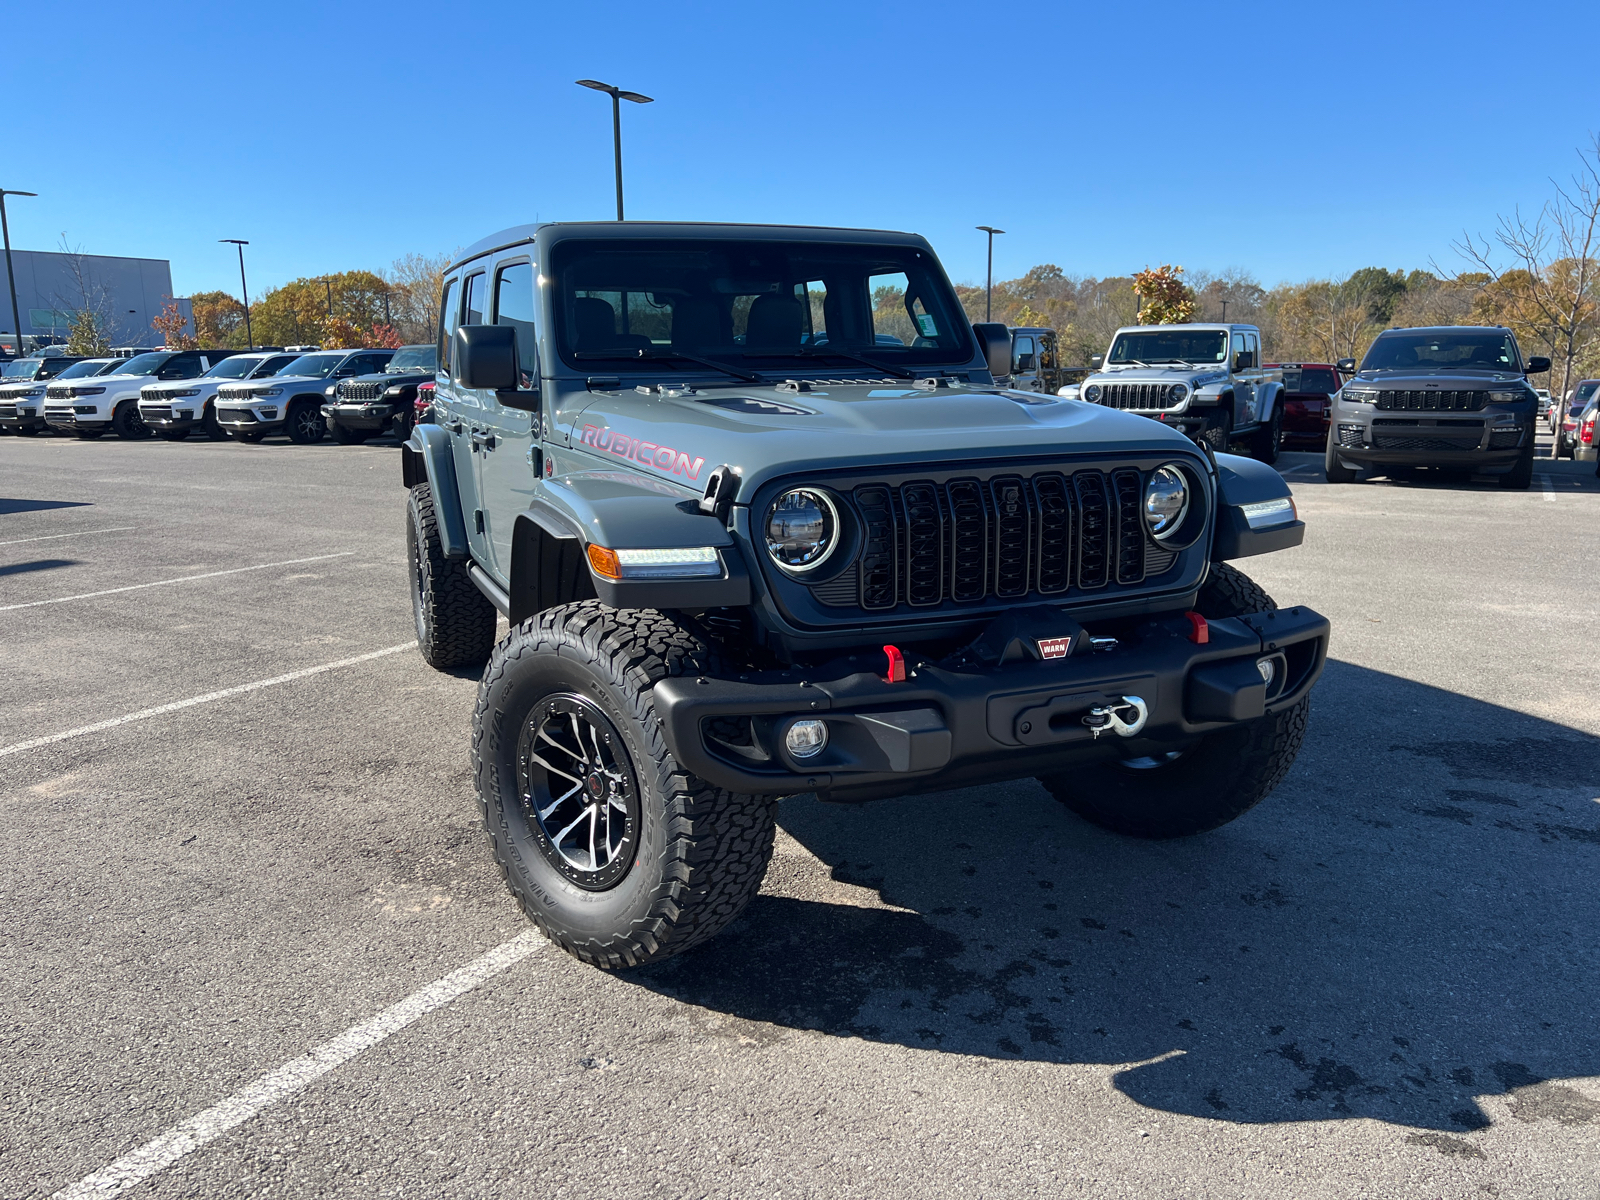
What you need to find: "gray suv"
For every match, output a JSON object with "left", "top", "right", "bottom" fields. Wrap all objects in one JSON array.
[
  {"left": 400, "top": 221, "right": 1328, "bottom": 971},
  {"left": 1326, "top": 326, "right": 1546, "bottom": 489}
]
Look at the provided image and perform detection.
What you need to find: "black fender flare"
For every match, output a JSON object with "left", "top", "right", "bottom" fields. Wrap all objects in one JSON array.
[
  {"left": 1211, "top": 452, "right": 1305, "bottom": 560},
  {"left": 401, "top": 423, "right": 469, "bottom": 559}
]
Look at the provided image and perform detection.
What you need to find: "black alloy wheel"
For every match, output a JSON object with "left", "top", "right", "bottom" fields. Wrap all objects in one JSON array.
[
  {"left": 515, "top": 694, "right": 641, "bottom": 891},
  {"left": 112, "top": 402, "right": 150, "bottom": 440},
  {"left": 286, "top": 402, "right": 326, "bottom": 444}
]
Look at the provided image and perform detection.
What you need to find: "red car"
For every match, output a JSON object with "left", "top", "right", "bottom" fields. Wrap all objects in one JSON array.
[
  {"left": 1267, "top": 362, "right": 1341, "bottom": 449},
  {"left": 414, "top": 380, "right": 436, "bottom": 428}
]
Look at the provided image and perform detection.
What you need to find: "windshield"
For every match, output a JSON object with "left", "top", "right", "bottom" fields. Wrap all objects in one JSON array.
[
  {"left": 254, "top": 355, "right": 299, "bottom": 377},
  {"left": 1361, "top": 330, "right": 1519, "bottom": 372},
  {"left": 204, "top": 355, "right": 259, "bottom": 379},
  {"left": 111, "top": 352, "right": 173, "bottom": 377},
  {"left": 388, "top": 346, "right": 436, "bottom": 372},
  {"left": 1281, "top": 367, "right": 1340, "bottom": 394},
  {"left": 279, "top": 353, "right": 344, "bottom": 379},
  {"left": 55, "top": 359, "right": 106, "bottom": 380},
  {"left": 1107, "top": 330, "right": 1228, "bottom": 365},
  {"left": 1574, "top": 382, "right": 1599, "bottom": 404},
  {"left": 551, "top": 238, "right": 973, "bottom": 375},
  {"left": 3, "top": 358, "right": 42, "bottom": 378}
]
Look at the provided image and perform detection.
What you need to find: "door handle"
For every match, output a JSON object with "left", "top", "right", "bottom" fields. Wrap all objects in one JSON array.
[{"left": 447, "top": 420, "right": 464, "bottom": 434}]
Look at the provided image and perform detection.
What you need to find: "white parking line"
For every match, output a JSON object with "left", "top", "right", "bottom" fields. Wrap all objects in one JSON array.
[
  {"left": 0, "top": 526, "right": 136, "bottom": 547},
  {"left": 50, "top": 932, "right": 545, "bottom": 1200},
  {"left": 0, "top": 552, "right": 353, "bottom": 612},
  {"left": 1540, "top": 474, "right": 1556, "bottom": 502},
  {"left": 0, "top": 642, "right": 414, "bottom": 758}
]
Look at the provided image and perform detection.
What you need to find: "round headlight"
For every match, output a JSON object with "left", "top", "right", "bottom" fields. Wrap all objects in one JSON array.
[
  {"left": 1167, "top": 383, "right": 1188, "bottom": 404},
  {"left": 765, "top": 489, "right": 838, "bottom": 571},
  {"left": 1143, "top": 465, "right": 1189, "bottom": 539},
  {"left": 1084, "top": 384, "right": 1102, "bottom": 403}
]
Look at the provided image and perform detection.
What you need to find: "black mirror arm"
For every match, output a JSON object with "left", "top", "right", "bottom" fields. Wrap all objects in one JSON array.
[{"left": 494, "top": 387, "right": 541, "bottom": 412}]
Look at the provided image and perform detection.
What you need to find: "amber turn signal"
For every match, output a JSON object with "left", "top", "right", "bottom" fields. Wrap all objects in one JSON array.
[{"left": 586, "top": 544, "right": 621, "bottom": 581}]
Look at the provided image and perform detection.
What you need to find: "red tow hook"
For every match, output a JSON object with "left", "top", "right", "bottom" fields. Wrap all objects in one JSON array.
[
  {"left": 1184, "top": 612, "right": 1209, "bottom": 644},
  {"left": 882, "top": 644, "right": 907, "bottom": 683}
]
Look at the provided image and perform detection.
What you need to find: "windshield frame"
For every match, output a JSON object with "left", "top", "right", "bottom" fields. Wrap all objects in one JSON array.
[
  {"left": 1359, "top": 329, "right": 1523, "bottom": 373},
  {"left": 547, "top": 236, "right": 976, "bottom": 378},
  {"left": 1106, "top": 329, "right": 1230, "bottom": 366}
]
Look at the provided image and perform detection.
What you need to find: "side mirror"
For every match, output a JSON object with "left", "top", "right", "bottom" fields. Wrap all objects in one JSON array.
[
  {"left": 1013, "top": 352, "right": 1035, "bottom": 372},
  {"left": 1090, "top": 354, "right": 1103, "bottom": 369},
  {"left": 456, "top": 324, "right": 538, "bottom": 408},
  {"left": 1526, "top": 356, "right": 1551, "bottom": 374},
  {"left": 1233, "top": 351, "right": 1256, "bottom": 371},
  {"left": 972, "top": 323, "right": 1012, "bottom": 379},
  {"left": 1336, "top": 358, "right": 1357, "bottom": 374}
]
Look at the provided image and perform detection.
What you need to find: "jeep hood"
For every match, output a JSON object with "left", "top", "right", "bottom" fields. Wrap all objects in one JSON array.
[
  {"left": 562, "top": 381, "right": 1202, "bottom": 496},
  {"left": 1084, "top": 365, "right": 1231, "bottom": 386},
  {"left": 1350, "top": 368, "right": 1528, "bottom": 387}
]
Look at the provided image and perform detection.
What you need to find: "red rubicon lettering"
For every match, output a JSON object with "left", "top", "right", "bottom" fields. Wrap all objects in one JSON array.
[{"left": 579, "top": 425, "right": 706, "bottom": 480}]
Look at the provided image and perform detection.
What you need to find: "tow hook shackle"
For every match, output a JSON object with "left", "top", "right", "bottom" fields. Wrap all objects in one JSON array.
[{"left": 1083, "top": 695, "right": 1149, "bottom": 739}]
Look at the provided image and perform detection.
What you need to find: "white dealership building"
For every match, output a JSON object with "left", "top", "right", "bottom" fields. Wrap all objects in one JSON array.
[{"left": 0, "top": 248, "right": 192, "bottom": 353}]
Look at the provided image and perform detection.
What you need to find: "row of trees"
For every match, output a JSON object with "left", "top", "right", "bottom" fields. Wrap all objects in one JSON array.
[{"left": 958, "top": 135, "right": 1600, "bottom": 400}]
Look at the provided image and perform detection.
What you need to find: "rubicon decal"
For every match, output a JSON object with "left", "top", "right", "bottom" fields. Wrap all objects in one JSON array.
[{"left": 579, "top": 425, "right": 707, "bottom": 481}]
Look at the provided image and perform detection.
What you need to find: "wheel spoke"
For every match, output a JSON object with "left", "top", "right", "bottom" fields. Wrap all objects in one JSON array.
[
  {"left": 529, "top": 753, "right": 584, "bottom": 785},
  {"left": 538, "top": 727, "right": 583, "bottom": 760},
  {"left": 588, "top": 805, "right": 599, "bottom": 871},
  {"left": 537, "top": 781, "right": 583, "bottom": 820},
  {"left": 552, "top": 806, "right": 593, "bottom": 847},
  {"left": 569, "top": 714, "right": 595, "bottom": 769}
]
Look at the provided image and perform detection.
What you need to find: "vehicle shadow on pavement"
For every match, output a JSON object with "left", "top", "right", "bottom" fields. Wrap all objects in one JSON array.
[
  {"left": 0, "top": 498, "right": 92, "bottom": 514},
  {"left": 636, "top": 659, "right": 1600, "bottom": 1134}
]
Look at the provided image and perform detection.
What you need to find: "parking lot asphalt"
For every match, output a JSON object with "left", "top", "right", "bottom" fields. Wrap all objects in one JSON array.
[{"left": 3, "top": 431, "right": 1598, "bottom": 1200}]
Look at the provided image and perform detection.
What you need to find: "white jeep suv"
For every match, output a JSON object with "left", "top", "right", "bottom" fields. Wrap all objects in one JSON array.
[
  {"left": 138, "top": 350, "right": 300, "bottom": 441},
  {"left": 44, "top": 349, "right": 245, "bottom": 439},
  {"left": 214, "top": 348, "right": 394, "bottom": 443}
]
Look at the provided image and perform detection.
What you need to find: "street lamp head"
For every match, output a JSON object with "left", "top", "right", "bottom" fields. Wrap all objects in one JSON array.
[
  {"left": 576, "top": 79, "right": 615, "bottom": 94},
  {"left": 976, "top": 226, "right": 1005, "bottom": 236},
  {"left": 618, "top": 91, "right": 653, "bottom": 104},
  {"left": 1, "top": 190, "right": 38, "bottom": 199},
  {"left": 219, "top": 238, "right": 248, "bottom": 246}
]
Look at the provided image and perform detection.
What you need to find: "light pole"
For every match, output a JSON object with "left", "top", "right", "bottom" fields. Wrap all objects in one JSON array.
[
  {"left": 1, "top": 189, "right": 37, "bottom": 358},
  {"left": 976, "top": 226, "right": 1004, "bottom": 322},
  {"left": 1221, "top": 299, "right": 1229, "bottom": 321},
  {"left": 219, "top": 239, "right": 253, "bottom": 349},
  {"left": 321, "top": 277, "right": 334, "bottom": 315},
  {"left": 575, "top": 79, "right": 654, "bottom": 221}
]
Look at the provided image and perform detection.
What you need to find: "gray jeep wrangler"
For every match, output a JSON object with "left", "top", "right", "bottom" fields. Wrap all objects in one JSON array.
[
  {"left": 1080, "top": 323, "right": 1286, "bottom": 462},
  {"left": 401, "top": 222, "right": 1329, "bottom": 970}
]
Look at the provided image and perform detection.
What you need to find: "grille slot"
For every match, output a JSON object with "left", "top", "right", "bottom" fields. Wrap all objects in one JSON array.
[
  {"left": 1375, "top": 389, "right": 1488, "bottom": 412},
  {"left": 338, "top": 381, "right": 384, "bottom": 401},
  {"left": 1112, "top": 469, "right": 1146, "bottom": 585},
  {"left": 1488, "top": 430, "right": 1523, "bottom": 448},
  {"left": 855, "top": 485, "right": 897, "bottom": 611},
  {"left": 1074, "top": 472, "right": 1110, "bottom": 590},
  {"left": 1372, "top": 435, "right": 1479, "bottom": 452}
]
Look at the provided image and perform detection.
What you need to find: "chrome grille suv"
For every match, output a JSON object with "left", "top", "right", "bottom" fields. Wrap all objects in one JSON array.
[
  {"left": 1098, "top": 383, "right": 1179, "bottom": 411},
  {"left": 337, "top": 380, "right": 384, "bottom": 401}
]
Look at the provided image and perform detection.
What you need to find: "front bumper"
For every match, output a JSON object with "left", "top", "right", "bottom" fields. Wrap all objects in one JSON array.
[
  {"left": 322, "top": 401, "right": 400, "bottom": 430},
  {"left": 216, "top": 409, "right": 283, "bottom": 434},
  {"left": 1329, "top": 406, "right": 1530, "bottom": 472},
  {"left": 0, "top": 405, "right": 47, "bottom": 431},
  {"left": 138, "top": 404, "right": 201, "bottom": 429},
  {"left": 654, "top": 605, "right": 1329, "bottom": 801}
]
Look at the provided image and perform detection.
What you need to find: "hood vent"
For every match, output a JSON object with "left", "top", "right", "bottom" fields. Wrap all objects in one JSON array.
[{"left": 697, "top": 395, "right": 815, "bottom": 417}]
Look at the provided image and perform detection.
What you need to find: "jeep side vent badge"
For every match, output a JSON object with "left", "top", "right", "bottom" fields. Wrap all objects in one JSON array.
[{"left": 698, "top": 465, "right": 739, "bottom": 521}]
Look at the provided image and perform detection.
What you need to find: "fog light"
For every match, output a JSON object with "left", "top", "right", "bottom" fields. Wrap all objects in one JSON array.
[
  {"left": 785, "top": 718, "right": 828, "bottom": 759},
  {"left": 1256, "top": 658, "right": 1276, "bottom": 686}
]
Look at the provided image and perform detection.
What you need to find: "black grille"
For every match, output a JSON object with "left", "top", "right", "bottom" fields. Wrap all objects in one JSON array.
[
  {"left": 142, "top": 406, "right": 173, "bottom": 421},
  {"left": 1098, "top": 382, "right": 1177, "bottom": 410},
  {"left": 842, "top": 468, "right": 1158, "bottom": 612},
  {"left": 338, "top": 381, "right": 384, "bottom": 401},
  {"left": 1375, "top": 390, "right": 1488, "bottom": 412},
  {"left": 1338, "top": 425, "right": 1364, "bottom": 448},
  {"left": 0, "top": 406, "right": 14, "bottom": 419},
  {"left": 218, "top": 409, "right": 256, "bottom": 423},
  {"left": 1373, "top": 435, "right": 1479, "bottom": 452},
  {"left": 1488, "top": 430, "right": 1523, "bottom": 448},
  {"left": 44, "top": 409, "right": 74, "bottom": 422}
]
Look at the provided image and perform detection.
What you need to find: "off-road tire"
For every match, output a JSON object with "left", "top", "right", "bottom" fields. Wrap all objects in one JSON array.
[
  {"left": 1498, "top": 437, "right": 1534, "bottom": 490},
  {"left": 1038, "top": 562, "right": 1310, "bottom": 839},
  {"left": 390, "top": 409, "right": 414, "bottom": 442},
  {"left": 330, "top": 422, "right": 370, "bottom": 445},
  {"left": 111, "top": 402, "right": 149, "bottom": 440},
  {"left": 407, "top": 481, "right": 497, "bottom": 669},
  {"left": 473, "top": 602, "right": 779, "bottom": 969},
  {"left": 1324, "top": 432, "right": 1358, "bottom": 483},
  {"left": 285, "top": 401, "right": 325, "bottom": 444},
  {"left": 1250, "top": 402, "right": 1282, "bottom": 464},
  {"left": 1200, "top": 407, "right": 1232, "bottom": 453}
]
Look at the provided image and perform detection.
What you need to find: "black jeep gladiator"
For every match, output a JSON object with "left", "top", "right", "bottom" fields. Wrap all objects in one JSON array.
[
  {"left": 322, "top": 343, "right": 438, "bottom": 443},
  {"left": 402, "top": 221, "right": 1329, "bottom": 969}
]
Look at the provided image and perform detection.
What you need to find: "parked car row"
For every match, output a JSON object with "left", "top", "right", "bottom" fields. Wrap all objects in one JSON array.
[
  {"left": 1552, "top": 378, "right": 1598, "bottom": 459},
  {"left": 0, "top": 343, "right": 436, "bottom": 444}
]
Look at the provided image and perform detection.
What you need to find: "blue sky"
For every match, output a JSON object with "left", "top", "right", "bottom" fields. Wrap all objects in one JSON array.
[{"left": 12, "top": 0, "right": 1600, "bottom": 299}]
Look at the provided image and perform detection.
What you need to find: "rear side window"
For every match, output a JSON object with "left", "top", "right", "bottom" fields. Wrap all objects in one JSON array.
[
  {"left": 464, "top": 273, "right": 487, "bottom": 326},
  {"left": 438, "top": 277, "right": 461, "bottom": 373},
  {"left": 493, "top": 262, "right": 538, "bottom": 388}
]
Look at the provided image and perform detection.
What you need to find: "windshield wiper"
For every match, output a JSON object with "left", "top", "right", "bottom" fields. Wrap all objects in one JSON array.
[
  {"left": 575, "top": 347, "right": 761, "bottom": 383},
  {"left": 743, "top": 347, "right": 914, "bottom": 379}
]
